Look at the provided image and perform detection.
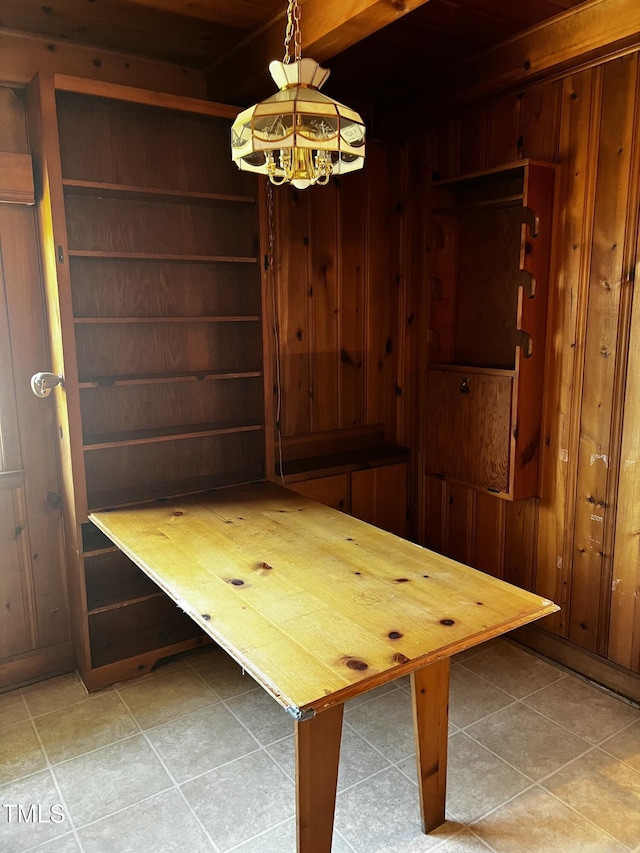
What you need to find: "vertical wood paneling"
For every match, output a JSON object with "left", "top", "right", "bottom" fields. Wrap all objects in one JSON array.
[
  {"left": 0, "top": 487, "right": 32, "bottom": 659},
  {"left": 487, "top": 92, "right": 522, "bottom": 167},
  {"left": 445, "top": 483, "right": 473, "bottom": 565},
  {"left": 309, "top": 182, "right": 340, "bottom": 432},
  {"left": 276, "top": 187, "right": 312, "bottom": 436},
  {"left": 609, "top": 244, "right": 640, "bottom": 672},
  {"left": 457, "top": 107, "right": 489, "bottom": 175},
  {"left": 365, "top": 142, "right": 401, "bottom": 441},
  {"left": 504, "top": 499, "right": 537, "bottom": 591},
  {"left": 568, "top": 55, "right": 638, "bottom": 652},
  {"left": 424, "top": 475, "right": 445, "bottom": 553},
  {"left": 535, "top": 69, "right": 601, "bottom": 635},
  {"left": 521, "top": 80, "right": 561, "bottom": 162},
  {"left": 339, "top": 169, "right": 366, "bottom": 428},
  {"left": 473, "top": 491, "right": 505, "bottom": 579}
]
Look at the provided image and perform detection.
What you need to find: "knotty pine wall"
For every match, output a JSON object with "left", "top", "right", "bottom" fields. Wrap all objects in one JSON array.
[
  {"left": 419, "top": 52, "right": 640, "bottom": 681},
  {"left": 271, "top": 140, "right": 406, "bottom": 441},
  {"left": 271, "top": 51, "right": 640, "bottom": 689}
]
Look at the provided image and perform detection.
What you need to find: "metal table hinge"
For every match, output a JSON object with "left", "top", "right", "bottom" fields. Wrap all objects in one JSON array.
[{"left": 286, "top": 705, "right": 316, "bottom": 722}]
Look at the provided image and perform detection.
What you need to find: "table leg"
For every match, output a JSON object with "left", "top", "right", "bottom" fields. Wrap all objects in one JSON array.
[
  {"left": 295, "top": 702, "right": 344, "bottom": 853},
  {"left": 411, "top": 658, "right": 451, "bottom": 832}
]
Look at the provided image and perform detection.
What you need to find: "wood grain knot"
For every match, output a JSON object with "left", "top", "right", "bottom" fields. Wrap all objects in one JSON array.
[
  {"left": 173, "top": 511, "right": 183, "bottom": 516},
  {"left": 423, "top": 575, "right": 430, "bottom": 579},
  {"left": 344, "top": 657, "right": 368, "bottom": 671},
  {"left": 394, "top": 578, "right": 410, "bottom": 583},
  {"left": 394, "top": 653, "right": 410, "bottom": 664},
  {"left": 440, "top": 618, "right": 455, "bottom": 626},
  {"left": 476, "top": 602, "right": 484, "bottom": 606},
  {"left": 257, "top": 561, "right": 273, "bottom": 570},
  {"left": 388, "top": 631, "right": 403, "bottom": 640},
  {"left": 229, "top": 579, "right": 245, "bottom": 587}
]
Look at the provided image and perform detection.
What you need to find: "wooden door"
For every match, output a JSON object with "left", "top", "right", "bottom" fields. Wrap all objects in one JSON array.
[{"left": 0, "top": 86, "right": 71, "bottom": 691}]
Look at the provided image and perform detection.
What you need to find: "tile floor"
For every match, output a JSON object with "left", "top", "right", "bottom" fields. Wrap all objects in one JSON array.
[{"left": 1, "top": 639, "right": 639, "bottom": 853}]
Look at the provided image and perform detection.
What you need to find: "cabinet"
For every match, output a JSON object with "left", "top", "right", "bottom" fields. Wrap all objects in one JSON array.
[
  {"left": 27, "top": 76, "right": 269, "bottom": 689},
  {"left": 426, "top": 160, "right": 555, "bottom": 500},
  {"left": 281, "top": 425, "right": 409, "bottom": 537}
]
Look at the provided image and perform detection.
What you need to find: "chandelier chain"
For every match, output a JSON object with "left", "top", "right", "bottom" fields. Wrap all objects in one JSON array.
[{"left": 283, "top": 0, "right": 301, "bottom": 64}]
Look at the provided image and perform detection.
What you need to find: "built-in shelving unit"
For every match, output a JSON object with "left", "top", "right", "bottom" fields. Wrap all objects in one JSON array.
[
  {"left": 426, "top": 160, "right": 555, "bottom": 500},
  {"left": 28, "top": 75, "right": 269, "bottom": 689}
]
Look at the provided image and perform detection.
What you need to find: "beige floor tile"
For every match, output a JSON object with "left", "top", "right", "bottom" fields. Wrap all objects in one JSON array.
[
  {"left": 78, "top": 788, "right": 214, "bottom": 853},
  {"left": 0, "top": 690, "right": 28, "bottom": 729},
  {"left": 267, "top": 724, "right": 391, "bottom": 791},
  {"left": 33, "top": 692, "right": 138, "bottom": 764},
  {"left": 225, "top": 688, "right": 293, "bottom": 746},
  {"left": 435, "top": 829, "right": 495, "bottom": 852},
  {"left": 53, "top": 733, "right": 171, "bottom": 826},
  {"left": 229, "top": 817, "right": 353, "bottom": 853},
  {"left": 601, "top": 719, "right": 640, "bottom": 773},
  {"left": 542, "top": 747, "right": 640, "bottom": 849},
  {"left": 447, "top": 733, "right": 530, "bottom": 823},
  {"left": 0, "top": 720, "right": 47, "bottom": 784},
  {"left": 449, "top": 666, "right": 514, "bottom": 729},
  {"left": 334, "top": 766, "right": 461, "bottom": 852},
  {"left": 190, "top": 646, "right": 260, "bottom": 700},
  {"left": 146, "top": 702, "right": 259, "bottom": 782},
  {"left": 343, "top": 688, "right": 416, "bottom": 763},
  {"left": 0, "top": 770, "right": 72, "bottom": 852},
  {"left": 452, "top": 638, "right": 505, "bottom": 663},
  {"left": 181, "top": 750, "right": 294, "bottom": 851},
  {"left": 28, "top": 832, "right": 81, "bottom": 851},
  {"left": 117, "top": 667, "right": 219, "bottom": 729},
  {"left": 344, "top": 681, "right": 401, "bottom": 710},
  {"left": 465, "top": 702, "right": 590, "bottom": 781},
  {"left": 474, "top": 785, "right": 627, "bottom": 853},
  {"left": 21, "top": 673, "right": 88, "bottom": 718},
  {"left": 460, "top": 642, "right": 565, "bottom": 699},
  {"left": 523, "top": 675, "right": 639, "bottom": 745}
]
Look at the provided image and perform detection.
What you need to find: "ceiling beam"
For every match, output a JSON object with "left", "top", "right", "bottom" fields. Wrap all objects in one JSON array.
[
  {"left": 206, "top": 0, "right": 434, "bottom": 104},
  {"left": 380, "top": 0, "right": 640, "bottom": 134},
  {"left": 444, "top": 0, "right": 640, "bottom": 104}
]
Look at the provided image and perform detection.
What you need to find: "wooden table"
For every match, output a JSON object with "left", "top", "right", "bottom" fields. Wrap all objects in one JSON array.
[{"left": 90, "top": 481, "right": 558, "bottom": 852}]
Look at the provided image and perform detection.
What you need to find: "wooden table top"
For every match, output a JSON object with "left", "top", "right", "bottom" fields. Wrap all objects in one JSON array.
[{"left": 90, "top": 481, "right": 558, "bottom": 717}]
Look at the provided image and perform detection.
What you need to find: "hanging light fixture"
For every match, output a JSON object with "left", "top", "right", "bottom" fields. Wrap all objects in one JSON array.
[{"left": 231, "top": 0, "right": 365, "bottom": 190}]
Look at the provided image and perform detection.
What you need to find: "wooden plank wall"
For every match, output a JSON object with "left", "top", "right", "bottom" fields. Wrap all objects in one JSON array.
[
  {"left": 271, "top": 140, "right": 405, "bottom": 442},
  {"left": 272, "top": 48, "right": 640, "bottom": 684},
  {"left": 419, "top": 52, "right": 640, "bottom": 676}
]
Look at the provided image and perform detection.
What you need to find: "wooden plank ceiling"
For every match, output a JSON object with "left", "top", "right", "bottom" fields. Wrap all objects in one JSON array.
[{"left": 1, "top": 0, "right": 590, "bottom": 106}]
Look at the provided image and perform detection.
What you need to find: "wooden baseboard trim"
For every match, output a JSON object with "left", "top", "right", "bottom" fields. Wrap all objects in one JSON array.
[
  {"left": 0, "top": 642, "right": 75, "bottom": 693},
  {"left": 512, "top": 625, "right": 640, "bottom": 705}
]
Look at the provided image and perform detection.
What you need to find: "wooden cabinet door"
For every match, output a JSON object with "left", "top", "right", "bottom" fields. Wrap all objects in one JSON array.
[
  {"left": 425, "top": 368, "right": 513, "bottom": 496},
  {"left": 0, "top": 203, "right": 71, "bottom": 690},
  {"left": 287, "top": 474, "right": 349, "bottom": 512},
  {"left": 351, "top": 464, "right": 407, "bottom": 537}
]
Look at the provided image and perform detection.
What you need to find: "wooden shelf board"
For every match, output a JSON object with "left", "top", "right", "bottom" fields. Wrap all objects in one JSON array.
[
  {"left": 87, "top": 591, "right": 164, "bottom": 616},
  {"left": 78, "top": 369, "right": 262, "bottom": 388},
  {"left": 81, "top": 522, "right": 118, "bottom": 554},
  {"left": 433, "top": 195, "right": 524, "bottom": 215},
  {"left": 68, "top": 250, "right": 258, "bottom": 265},
  {"left": 83, "top": 545, "right": 118, "bottom": 558},
  {"left": 428, "top": 363, "right": 516, "bottom": 376},
  {"left": 280, "top": 445, "right": 410, "bottom": 480},
  {"left": 62, "top": 179, "right": 255, "bottom": 207},
  {"left": 73, "top": 316, "right": 260, "bottom": 324},
  {"left": 83, "top": 420, "right": 264, "bottom": 450},
  {"left": 87, "top": 469, "right": 265, "bottom": 512}
]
